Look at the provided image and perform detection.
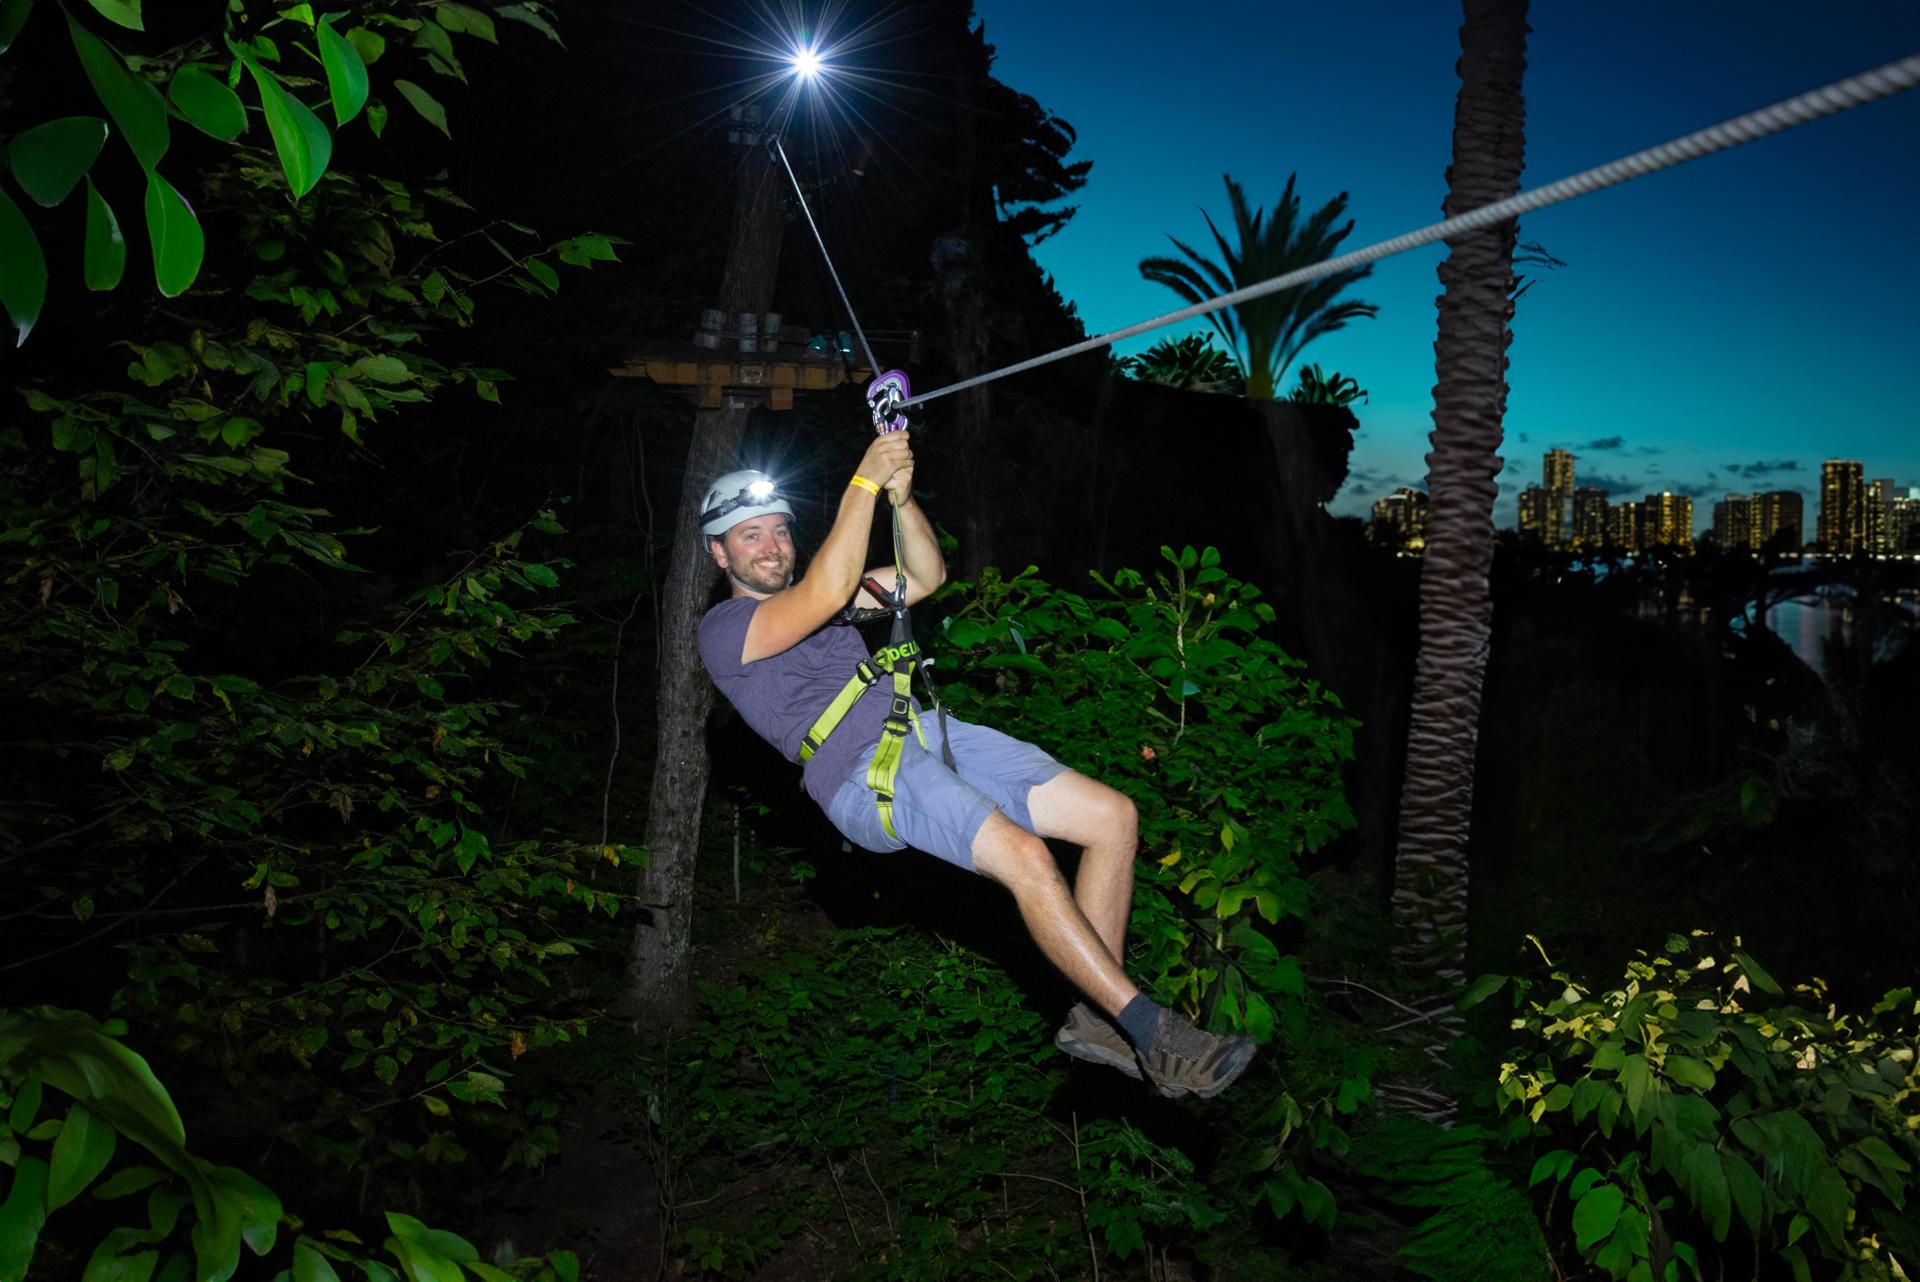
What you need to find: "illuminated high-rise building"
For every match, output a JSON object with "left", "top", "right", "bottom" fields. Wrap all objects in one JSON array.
[
  {"left": 1755, "top": 491, "right": 1804, "bottom": 551},
  {"left": 1369, "top": 487, "right": 1428, "bottom": 552},
  {"left": 1712, "top": 493, "right": 1754, "bottom": 550},
  {"left": 1608, "top": 502, "right": 1641, "bottom": 552},
  {"left": 1640, "top": 493, "right": 1693, "bottom": 548},
  {"left": 1889, "top": 496, "right": 1920, "bottom": 554},
  {"left": 1517, "top": 485, "right": 1552, "bottom": 544},
  {"left": 1870, "top": 478, "right": 1897, "bottom": 554},
  {"left": 1572, "top": 486, "right": 1609, "bottom": 550},
  {"left": 1818, "top": 460, "right": 1866, "bottom": 553},
  {"left": 1543, "top": 449, "right": 1575, "bottom": 547}
]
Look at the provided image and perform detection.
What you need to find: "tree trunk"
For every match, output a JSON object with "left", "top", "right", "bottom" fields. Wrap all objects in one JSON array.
[
  {"left": 628, "top": 141, "right": 785, "bottom": 1030},
  {"left": 1392, "top": 0, "right": 1530, "bottom": 996}
]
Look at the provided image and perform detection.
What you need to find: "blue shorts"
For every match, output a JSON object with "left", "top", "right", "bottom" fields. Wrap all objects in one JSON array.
[{"left": 821, "top": 715, "right": 1067, "bottom": 872}]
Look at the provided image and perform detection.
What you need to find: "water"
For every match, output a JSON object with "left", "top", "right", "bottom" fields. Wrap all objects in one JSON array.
[{"left": 1751, "top": 590, "right": 1917, "bottom": 677}]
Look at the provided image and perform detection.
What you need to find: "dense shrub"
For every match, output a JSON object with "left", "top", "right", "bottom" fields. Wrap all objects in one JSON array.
[{"left": 1483, "top": 934, "right": 1919, "bottom": 1281}]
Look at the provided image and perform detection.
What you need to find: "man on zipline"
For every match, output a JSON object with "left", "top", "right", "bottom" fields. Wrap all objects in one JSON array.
[{"left": 695, "top": 431, "right": 1255, "bottom": 1099}]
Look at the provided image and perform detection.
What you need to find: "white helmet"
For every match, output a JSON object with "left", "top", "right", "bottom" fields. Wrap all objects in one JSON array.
[{"left": 700, "top": 469, "right": 792, "bottom": 536}]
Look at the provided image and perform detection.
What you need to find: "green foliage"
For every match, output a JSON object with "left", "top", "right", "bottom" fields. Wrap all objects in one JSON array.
[
  {"left": 0, "top": 0, "right": 564, "bottom": 338},
  {"left": 658, "top": 924, "right": 1256, "bottom": 1280},
  {"left": 1347, "top": 1117, "right": 1551, "bottom": 1281},
  {"left": 935, "top": 548, "right": 1355, "bottom": 1037},
  {"left": 0, "top": 1008, "right": 580, "bottom": 1282},
  {"left": 1486, "top": 934, "right": 1920, "bottom": 1281},
  {"left": 1, "top": 0, "right": 630, "bottom": 1202},
  {"left": 1138, "top": 173, "right": 1378, "bottom": 399},
  {"left": 1288, "top": 362, "right": 1368, "bottom": 407},
  {"left": 1119, "top": 333, "right": 1244, "bottom": 395},
  {"left": 932, "top": 548, "right": 1362, "bottom": 1227}
]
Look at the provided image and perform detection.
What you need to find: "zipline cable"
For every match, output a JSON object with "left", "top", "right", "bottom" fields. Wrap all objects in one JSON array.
[
  {"left": 903, "top": 51, "right": 1920, "bottom": 409},
  {"left": 773, "top": 137, "right": 883, "bottom": 383}
]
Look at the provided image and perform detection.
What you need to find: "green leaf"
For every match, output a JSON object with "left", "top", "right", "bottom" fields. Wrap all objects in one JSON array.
[
  {"left": 1730, "top": 950, "right": 1781, "bottom": 995},
  {"left": 525, "top": 256, "right": 559, "bottom": 291},
  {"left": 84, "top": 0, "right": 141, "bottom": 31},
  {"left": 316, "top": 18, "right": 368, "bottom": 125},
  {"left": 68, "top": 17, "right": 168, "bottom": 170},
  {"left": 434, "top": 3, "right": 495, "bottom": 42},
  {"left": 1779, "top": 1244, "right": 1812, "bottom": 1282},
  {"left": 0, "top": 185, "right": 48, "bottom": 344},
  {"left": 0, "top": 0, "right": 33, "bottom": 55},
  {"left": 350, "top": 354, "right": 410, "bottom": 383},
  {"left": 1665, "top": 1055, "right": 1716, "bottom": 1091},
  {"left": 0, "top": 1157, "right": 50, "bottom": 1277},
  {"left": 495, "top": 4, "right": 562, "bottom": 45},
  {"left": 386, "top": 1213, "right": 478, "bottom": 1263},
  {"left": 1721, "top": 1151, "right": 1763, "bottom": 1234},
  {"left": 245, "top": 60, "right": 332, "bottom": 197},
  {"left": 143, "top": 168, "right": 203, "bottom": 297},
  {"left": 1458, "top": 973, "right": 1506, "bottom": 1009},
  {"left": 82, "top": 176, "right": 126, "bottom": 290},
  {"left": 1621, "top": 1053, "right": 1653, "bottom": 1120},
  {"left": 6, "top": 1077, "right": 42, "bottom": 1133},
  {"left": 343, "top": 26, "right": 384, "bottom": 64},
  {"left": 82, "top": 1229, "right": 162, "bottom": 1282},
  {"left": 168, "top": 65, "right": 247, "bottom": 141},
  {"left": 292, "top": 1241, "right": 342, "bottom": 1282},
  {"left": 47, "top": 1104, "right": 118, "bottom": 1210},
  {"left": 391, "top": 79, "right": 449, "bottom": 138},
  {"left": 92, "top": 1165, "right": 167, "bottom": 1200},
  {"left": 1573, "top": 1183, "right": 1624, "bottom": 1250},
  {"left": 8, "top": 115, "right": 108, "bottom": 205},
  {"left": 1681, "top": 1142, "right": 1731, "bottom": 1241}
]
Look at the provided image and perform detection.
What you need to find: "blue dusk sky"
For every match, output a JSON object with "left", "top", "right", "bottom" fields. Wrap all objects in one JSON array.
[{"left": 968, "top": 1, "right": 1920, "bottom": 525}]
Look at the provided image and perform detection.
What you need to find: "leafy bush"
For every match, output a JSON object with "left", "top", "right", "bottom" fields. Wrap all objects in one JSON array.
[
  {"left": 931, "top": 547, "right": 1363, "bottom": 1227},
  {"left": 2, "top": 0, "right": 629, "bottom": 1188},
  {"left": 1346, "top": 1117, "right": 1551, "bottom": 1282},
  {"left": 0, "top": 1007, "right": 578, "bottom": 1282},
  {"left": 1481, "top": 934, "right": 1919, "bottom": 1282}
]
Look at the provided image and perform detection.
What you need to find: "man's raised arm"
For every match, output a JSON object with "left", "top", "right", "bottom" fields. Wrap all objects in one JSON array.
[{"left": 741, "top": 431, "right": 914, "bottom": 662}]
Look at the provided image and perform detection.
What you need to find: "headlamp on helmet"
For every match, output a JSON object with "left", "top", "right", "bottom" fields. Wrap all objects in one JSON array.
[{"left": 700, "top": 469, "right": 794, "bottom": 536}]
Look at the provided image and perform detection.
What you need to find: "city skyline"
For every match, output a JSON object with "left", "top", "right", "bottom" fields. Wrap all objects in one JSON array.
[{"left": 1368, "top": 446, "right": 1920, "bottom": 555}]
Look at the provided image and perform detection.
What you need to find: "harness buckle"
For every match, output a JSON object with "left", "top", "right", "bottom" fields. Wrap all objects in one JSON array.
[{"left": 889, "top": 693, "right": 913, "bottom": 720}]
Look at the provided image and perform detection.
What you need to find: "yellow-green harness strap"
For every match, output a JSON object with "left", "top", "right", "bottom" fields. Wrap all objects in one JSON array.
[{"left": 798, "top": 639, "right": 927, "bottom": 842}]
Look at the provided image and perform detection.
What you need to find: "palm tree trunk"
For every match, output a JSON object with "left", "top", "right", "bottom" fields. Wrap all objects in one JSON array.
[
  {"left": 1392, "top": 0, "right": 1531, "bottom": 995},
  {"left": 627, "top": 142, "right": 784, "bottom": 1030}
]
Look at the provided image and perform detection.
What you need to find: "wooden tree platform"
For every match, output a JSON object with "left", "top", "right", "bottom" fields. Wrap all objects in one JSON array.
[{"left": 608, "top": 339, "right": 870, "bottom": 410}]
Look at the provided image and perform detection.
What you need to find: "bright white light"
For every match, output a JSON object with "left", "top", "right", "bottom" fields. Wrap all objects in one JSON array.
[
  {"left": 790, "top": 45, "right": 822, "bottom": 80},
  {"left": 748, "top": 479, "right": 776, "bottom": 500}
]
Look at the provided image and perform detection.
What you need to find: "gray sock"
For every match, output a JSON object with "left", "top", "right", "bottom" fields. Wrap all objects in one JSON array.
[{"left": 1116, "top": 994, "right": 1163, "bottom": 1052}]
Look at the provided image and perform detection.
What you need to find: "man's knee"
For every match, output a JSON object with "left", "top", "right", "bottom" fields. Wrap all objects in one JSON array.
[{"left": 975, "top": 822, "right": 1063, "bottom": 892}]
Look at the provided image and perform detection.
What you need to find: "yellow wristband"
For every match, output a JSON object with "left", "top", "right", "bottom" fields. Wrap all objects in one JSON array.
[{"left": 849, "top": 474, "right": 881, "bottom": 497}]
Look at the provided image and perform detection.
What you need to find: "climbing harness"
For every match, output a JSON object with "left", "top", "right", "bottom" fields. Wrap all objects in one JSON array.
[
  {"left": 791, "top": 371, "right": 958, "bottom": 840},
  {"left": 771, "top": 140, "right": 960, "bottom": 840}
]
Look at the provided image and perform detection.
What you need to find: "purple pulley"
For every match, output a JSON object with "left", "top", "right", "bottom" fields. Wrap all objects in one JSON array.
[{"left": 867, "top": 369, "right": 911, "bottom": 434}]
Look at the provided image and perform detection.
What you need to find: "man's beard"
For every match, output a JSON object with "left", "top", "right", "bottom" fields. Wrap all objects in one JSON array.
[{"left": 730, "top": 553, "right": 792, "bottom": 594}]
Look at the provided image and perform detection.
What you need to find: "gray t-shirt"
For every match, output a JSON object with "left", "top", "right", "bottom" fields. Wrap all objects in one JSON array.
[{"left": 698, "top": 596, "right": 908, "bottom": 806}]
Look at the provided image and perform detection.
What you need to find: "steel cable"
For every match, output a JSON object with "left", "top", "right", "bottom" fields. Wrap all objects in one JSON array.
[{"left": 903, "top": 52, "right": 1920, "bottom": 409}]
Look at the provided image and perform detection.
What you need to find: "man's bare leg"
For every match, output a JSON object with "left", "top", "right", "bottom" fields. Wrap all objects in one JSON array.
[
  {"left": 969, "top": 810, "right": 1137, "bottom": 1017},
  {"left": 1026, "top": 772, "right": 1138, "bottom": 960}
]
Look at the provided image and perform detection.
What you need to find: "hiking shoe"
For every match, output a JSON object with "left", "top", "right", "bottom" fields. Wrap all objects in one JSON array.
[
  {"left": 1139, "top": 1010, "right": 1257, "bottom": 1099},
  {"left": 1054, "top": 1002, "right": 1143, "bottom": 1080}
]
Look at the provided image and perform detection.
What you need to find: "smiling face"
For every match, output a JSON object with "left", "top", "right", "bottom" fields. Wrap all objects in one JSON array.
[{"left": 710, "top": 513, "right": 795, "bottom": 598}]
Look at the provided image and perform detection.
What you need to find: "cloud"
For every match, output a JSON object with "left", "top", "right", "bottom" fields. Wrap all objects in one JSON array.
[
  {"left": 1667, "top": 479, "right": 1719, "bottom": 498},
  {"left": 1723, "top": 459, "right": 1802, "bottom": 479},
  {"left": 1583, "top": 435, "right": 1625, "bottom": 451},
  {"left": 1349, "top": 467, "right": 1416, "bottom": 493},
  {"left": 1636, "top": 445, "right": 1664, "bottom": 456},
  {"left": 1516, "top": 431, "right": 1530, "bottom": 444},
  {"left": 1579, "top": 472, "right": 1642, "bottom": 497}
]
